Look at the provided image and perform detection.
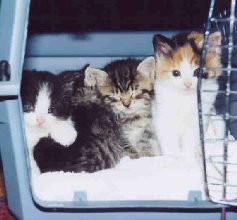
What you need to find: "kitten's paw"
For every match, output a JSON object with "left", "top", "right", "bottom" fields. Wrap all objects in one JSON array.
[
  {"left": 50, "top": 120, "right": 77, "bottom": 147},
  {"left": 138, "top": 145, "right": 157, "bottom": 157},
  {"left": 123, "top": 145, "right": 140, "bottom": 159},
  {"left": 140, "top": 151, "right": 156, "bottom": 157}
]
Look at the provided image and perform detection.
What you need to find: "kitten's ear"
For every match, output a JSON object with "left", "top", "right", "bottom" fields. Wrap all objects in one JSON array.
[
  {"left": 153, "top": 34, "right": 173, "bottom": 58},
  {"left": 188, "top": 32, "right": 204, "bottom": 49},
  {"left": 206, "top": 32, "right": 222, "bottom": 77},
  {"left": 208, "top": 31, "right": 222, "bottom": 46},
  {"left": 136, "top": 57, "right": 156, "bottom": 89},
  {"left": 207, "top": 31, "right": 222, "bottom": 55},
  {"left": 84, "top": 66, "right": 109, "bottom": 87},
  {"left": 137, "top": 56, "right": 155, "bottom": 80},
  {"left": 189, "top": 31, "right": 222, "bottom": 52}
]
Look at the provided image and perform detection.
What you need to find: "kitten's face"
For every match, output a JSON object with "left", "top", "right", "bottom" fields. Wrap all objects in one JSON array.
[
  {"left": 23, "top": 85, "right": 57, "bottom": 131},
  {"left": 103, "top": 84, "right": 151, "bottom": 114},
  {"left": 21, "top": 72, "right": 59, "bottom": 132},
  {"left": 84, "top": 58, "right": 155, "bottom": 115},
  {"left": 156, "top": 45, "right": 200, "bottom": 92},
  {"left": 153, "top": 32, "right": 222, "bottom": 92}
]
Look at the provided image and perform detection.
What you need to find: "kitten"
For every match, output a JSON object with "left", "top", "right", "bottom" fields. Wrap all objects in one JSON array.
[
  {"left": 85, "top": 58, "right": 160, "bottom": 159},
  {"left": 33, "top": 66, "right": 123, "bottom": 173},
  {"left": 21, "top": 70, "right": 77, "bottom": 173},
  {"left": 152, "top": 32, "right": 222, "bottom": 158},
  {"left": 21, "top": 70, "right": 77, "bottom": 148}
]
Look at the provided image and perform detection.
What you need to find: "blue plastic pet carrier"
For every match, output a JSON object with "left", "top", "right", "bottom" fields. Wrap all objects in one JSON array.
[{"left": 0, "top": 0, "right": 237, "bottom": 219}]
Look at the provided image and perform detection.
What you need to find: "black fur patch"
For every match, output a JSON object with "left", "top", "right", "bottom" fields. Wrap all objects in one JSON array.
[{"left": 21, "top": 70, "right": 56, "bottom": 113}]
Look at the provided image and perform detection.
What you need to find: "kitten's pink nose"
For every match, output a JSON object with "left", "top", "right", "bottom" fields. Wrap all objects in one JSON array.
[
  {"left": 36, "top": 117, "right": 45, "bottom": 127},
  {"left": 184, "top": 81, "right": 192, "bottom": 89}
]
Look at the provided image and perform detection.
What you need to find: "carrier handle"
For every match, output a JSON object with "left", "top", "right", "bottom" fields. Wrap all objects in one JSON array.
[{"left": 0, "top": 60, "right": 19, "bottom": 96}]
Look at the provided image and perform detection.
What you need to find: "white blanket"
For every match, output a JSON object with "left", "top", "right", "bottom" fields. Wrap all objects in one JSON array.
[
  {"left": 30, "top": 119, "right": 237, "bottom": 204},
  {"left": 32, "top": 156, "right": 205, "bottom": 202}
]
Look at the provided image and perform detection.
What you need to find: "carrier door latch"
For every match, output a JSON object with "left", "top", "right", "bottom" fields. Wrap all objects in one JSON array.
[{"left": 0, "top": 60, "right": 10, "bottom": 81}]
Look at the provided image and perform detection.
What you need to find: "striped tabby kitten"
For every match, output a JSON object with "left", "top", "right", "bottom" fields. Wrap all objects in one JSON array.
[
  {"left": 85, "top": 58, "right": 160, "bottom": 159},
  {"left": 34, "top": 65, "right": 123, "bottom": 173}
]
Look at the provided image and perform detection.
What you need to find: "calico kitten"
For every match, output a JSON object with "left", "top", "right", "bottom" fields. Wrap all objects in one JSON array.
[
  {"left": 33, "top": 66, "right": 122, "bottom": 173},
  {"left": 152, "top": 32, "right": 222, "bottom": 158},
  {"left": 85, "top": 58, "right": 160, "bottom": 159}
]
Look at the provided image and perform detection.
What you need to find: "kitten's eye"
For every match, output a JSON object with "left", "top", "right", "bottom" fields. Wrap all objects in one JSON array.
[
  {"left": 131, "top": 92, "right": 142, "bottom": 99},
  {"left": 48, "top": 106, "right": 55, "bottom": 114},
  {"left": 142, "top": 92, "right": 150, "bottom": 99},
  {"left": 172, "top": 70, "right": 181, "bottom": 77},
  {"left": 193, "top": 68, "right": 200, "bottom": 77},
  {"left": 109, "top": 96, "right": 121, "bottom": 102},
  {"left": 103, "top": 96, "right": 110, "bottom": 102},
  {"left": 107, "top": 96, "right": 122, "bottom": 102},
  {"left": 24, "top": 104, "right": 34, "bottom": 112},
  {"left": 131, "top": 93, "right": 137, "bottom": 99}
]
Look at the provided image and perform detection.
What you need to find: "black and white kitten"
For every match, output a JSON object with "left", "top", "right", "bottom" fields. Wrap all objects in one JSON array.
[
  {"left": 85, "top": 58, "right": 160, "bottom": 159},
  {"left": 21, "top": 70, "right": 77, "bottom": 147},
  {"left": 33, "top": 66, "right": 123, "bottom": 173},
  {"left": 21, "top": 70, "right": 77, "bottom": 173}
]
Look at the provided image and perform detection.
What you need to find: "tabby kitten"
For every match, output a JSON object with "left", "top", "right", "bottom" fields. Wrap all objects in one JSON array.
[
  {"left": 33, "top": 66, "right": 123, "bottom": 173},
  {"left": 152, "top": 32, "right": 222, "bottom": 158},
  {"left": 85, "top": 58, "right": 160, "bottom": 159}
]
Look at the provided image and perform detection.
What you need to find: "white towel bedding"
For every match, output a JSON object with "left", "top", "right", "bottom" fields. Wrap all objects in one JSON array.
[
  {"left": 30, "top": 121, "right": 237, "bottom": 204},
  {"left": 32, "top": 155, "right": 205, "bottom": 202}
]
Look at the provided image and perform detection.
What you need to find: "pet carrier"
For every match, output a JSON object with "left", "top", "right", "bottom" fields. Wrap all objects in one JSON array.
[{"left": 0, "top": 0, "right": 236, "bottom": 220}]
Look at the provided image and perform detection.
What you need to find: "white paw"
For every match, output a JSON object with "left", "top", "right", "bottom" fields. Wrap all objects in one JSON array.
[{"left": 50, "top": 119, "right": 77, "bottom": 147}]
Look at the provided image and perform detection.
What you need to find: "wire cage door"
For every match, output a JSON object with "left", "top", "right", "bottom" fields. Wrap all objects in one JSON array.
[{"left": 198, "top": 0, "right": 237, "bottom": 206}]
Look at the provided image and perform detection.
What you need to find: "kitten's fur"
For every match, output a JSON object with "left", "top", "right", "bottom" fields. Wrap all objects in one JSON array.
[
  {"left": 152, "top": 32, "right": 222, "bottom": 158},
  {"left": 33, "top": 66, "right": 122, "bottom": 173},
  {"left": 85, "top": 58, "right": 160, "bottom": 159},
  {"left": 21, "top": 70, "right": 77, "bottom": 174},
  {"left": 21, "top": 70, "right": 77, "bottom": 148}
]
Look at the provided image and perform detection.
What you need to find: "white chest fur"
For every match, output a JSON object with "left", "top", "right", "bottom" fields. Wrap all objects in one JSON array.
[{"left": 152, "top": 79, "right": 218, "bottom": 158}]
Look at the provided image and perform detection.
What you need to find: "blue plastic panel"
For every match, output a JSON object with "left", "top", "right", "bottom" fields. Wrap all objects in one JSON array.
[
  {"left": 0, "top": 0, "right": 29, "bottom": 95},
  {"left": 0, "top": 0, "right": 30, "bottom": 219},
  {"left": 24, "top": 31, "right": 176, "bottom": 74},
  {"left": 25, "top": 32, "right": 177, "bottom": 57}
]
